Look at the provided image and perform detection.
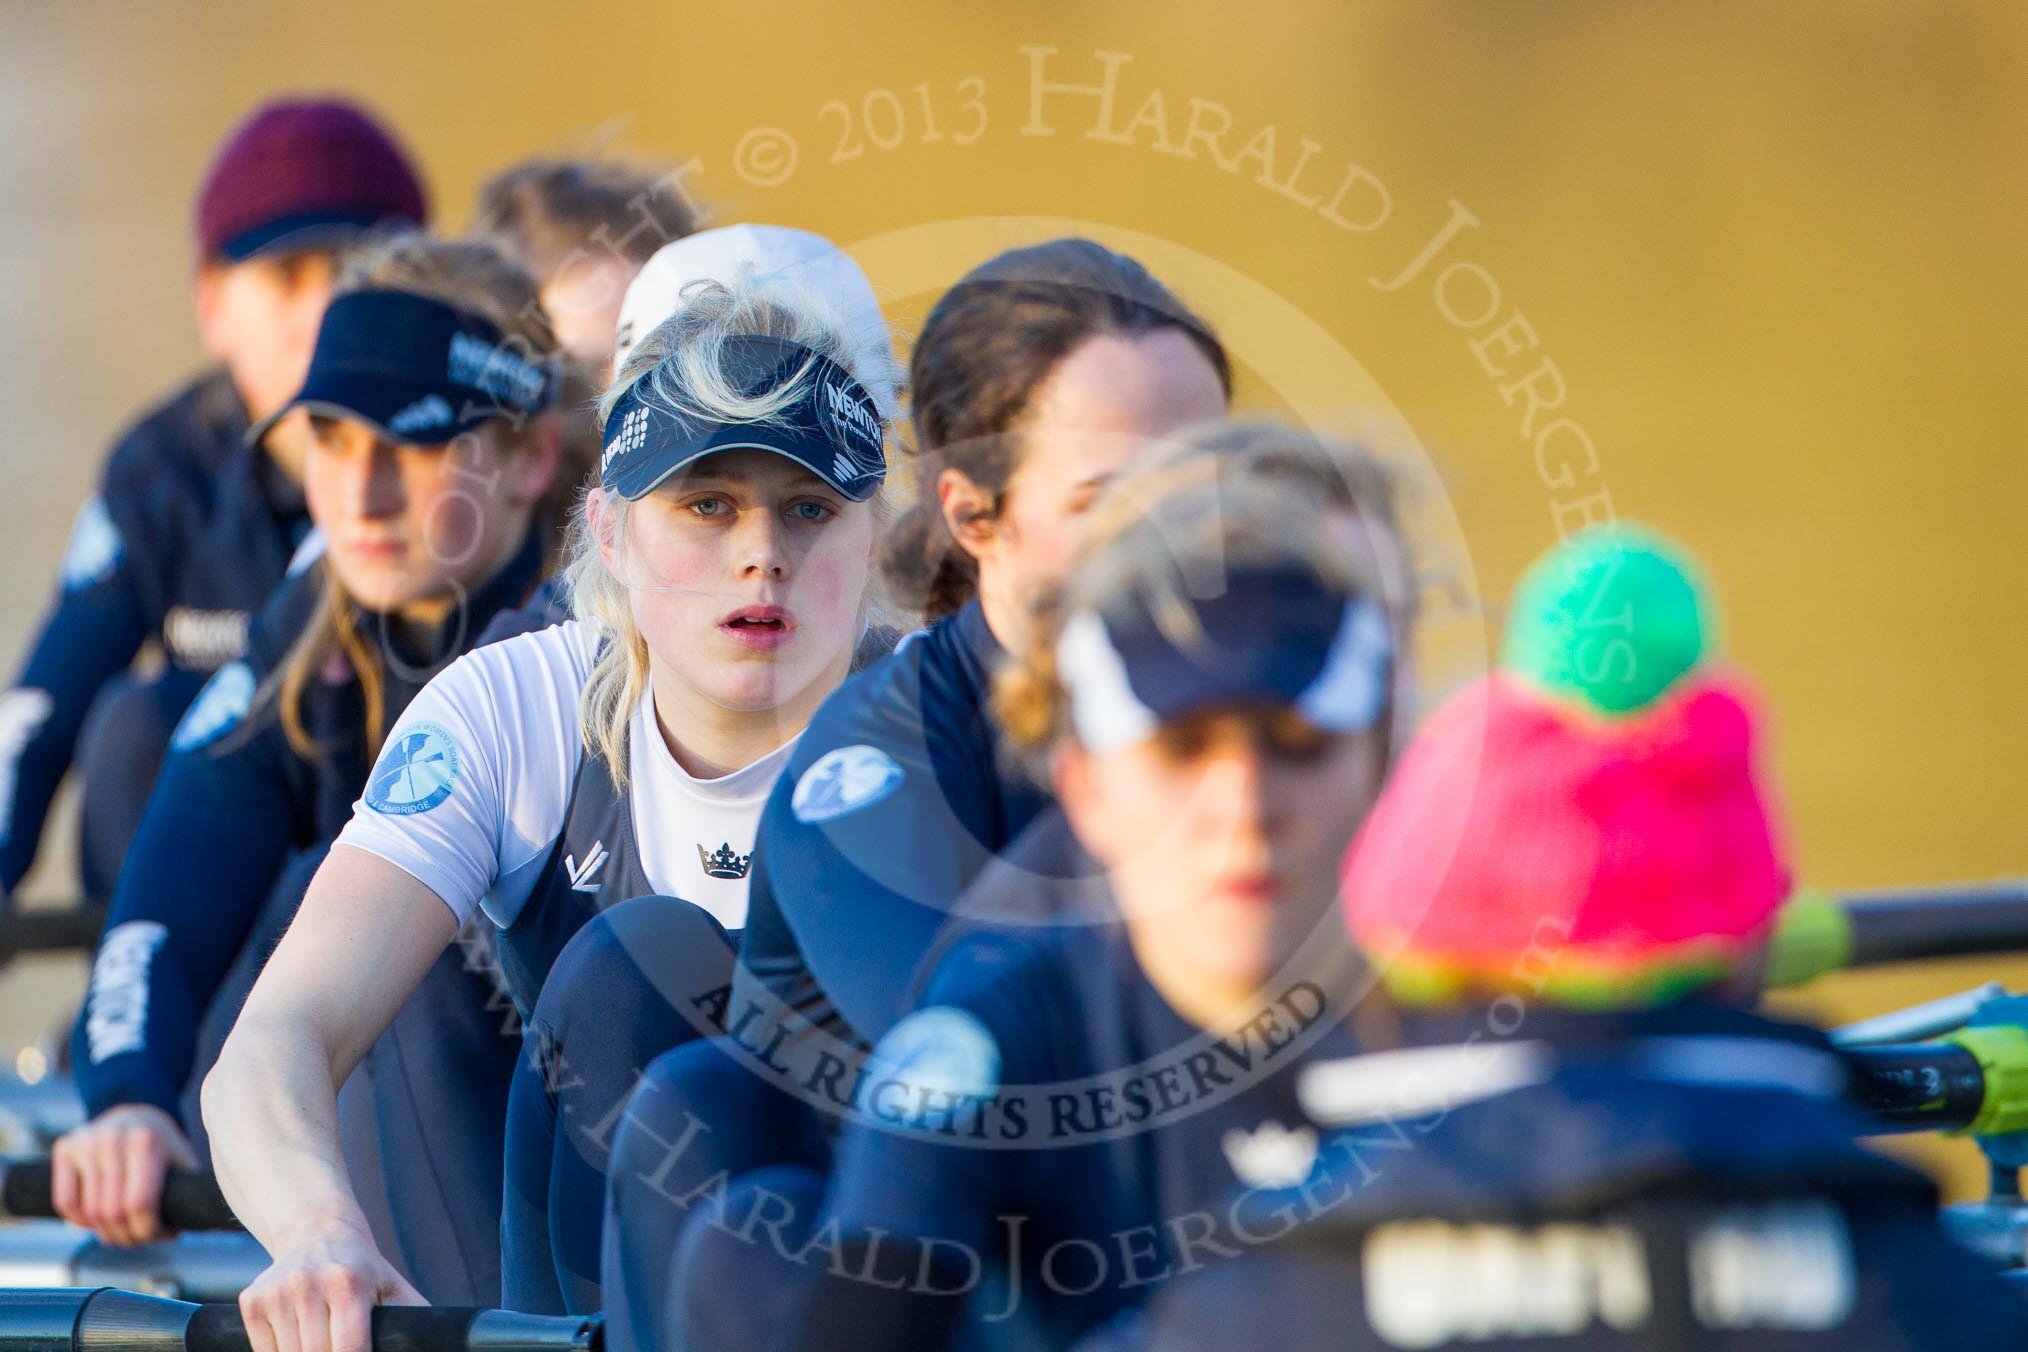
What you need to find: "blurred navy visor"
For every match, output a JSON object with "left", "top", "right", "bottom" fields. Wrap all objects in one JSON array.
[
  {"left": 599, "top": 335, "right": 887, "bottom": 502},
  {"left": 248, "top": 288, "right": 555, "bottom": 447},
  {"left": 1056, "top": 565, "right": 1396, "bottom": 753}
]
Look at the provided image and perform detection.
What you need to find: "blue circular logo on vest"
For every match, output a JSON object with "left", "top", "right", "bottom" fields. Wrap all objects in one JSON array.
[
  {"left": 366, "top": 721, "right": 462, "bottom": 815},
  {"left": 867, "top": 1006, "right": 1002, "bottom": 1107},
  {"left": 791, "top": 744, "right": 905, "bottom": 824},
  {"left": 170, "top": 661, "right": 255, "bottom": 753},
  {"left": 60, "top": 495, "right": 123, "bottom": 592}
]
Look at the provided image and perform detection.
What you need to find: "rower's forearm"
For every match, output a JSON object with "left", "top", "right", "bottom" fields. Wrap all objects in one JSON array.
[{"left": 200, "top": 1022, "right": 371, "bottom": 1251}]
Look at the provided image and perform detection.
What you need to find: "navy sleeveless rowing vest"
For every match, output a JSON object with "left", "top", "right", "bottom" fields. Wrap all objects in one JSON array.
[
  {"left": 498, "top": 623, "right": 901, "bottom": 1017},
  {"left": 498, "top": 741, "right": 654, "bottom": 1018}
]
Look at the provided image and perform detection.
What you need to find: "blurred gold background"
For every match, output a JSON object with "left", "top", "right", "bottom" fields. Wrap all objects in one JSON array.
[{"left": 0, "top": 2, "right": 2022, "bottom": 1193}]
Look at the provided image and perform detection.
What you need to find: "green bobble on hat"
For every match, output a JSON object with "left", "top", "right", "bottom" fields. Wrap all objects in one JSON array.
[{"left": 1502, "top": 526, "right": 1712, "bottom": 715}]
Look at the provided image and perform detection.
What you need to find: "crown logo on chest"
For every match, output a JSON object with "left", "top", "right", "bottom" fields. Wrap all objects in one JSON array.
[{"left": 698, "top": 842, "right": 752, "bottom": 880}]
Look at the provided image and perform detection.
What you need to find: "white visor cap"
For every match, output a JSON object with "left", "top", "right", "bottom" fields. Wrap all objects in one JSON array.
[{"left": 613, "top": 223, "right": 897, "bottom": 415}]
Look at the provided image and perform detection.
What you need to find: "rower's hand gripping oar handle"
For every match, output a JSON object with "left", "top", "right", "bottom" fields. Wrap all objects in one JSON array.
[
  {"left": 0, "top": 1290, "right": 601, "bottom": 1352},
  {"left": 0, "top": 1159, "right": 240, "bottom": 1231},
  {"left": 186, "top": 1304, "right": 502, "bottom": 1352}
]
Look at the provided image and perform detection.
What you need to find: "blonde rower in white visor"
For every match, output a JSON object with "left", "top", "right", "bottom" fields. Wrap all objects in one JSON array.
[{"left": 203, "top": 233, "right": 902, "bottom": 1347}]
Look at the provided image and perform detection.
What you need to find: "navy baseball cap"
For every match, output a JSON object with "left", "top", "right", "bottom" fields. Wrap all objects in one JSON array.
[
  {"left": 1055, "top": 564, "right": 1395, "bottom": 752},
  {"left": 600, "top": 335, "right": 887, "bottom": 502},
  {"left": 248, "top": 288, "right": 555, "bottom": 448}
]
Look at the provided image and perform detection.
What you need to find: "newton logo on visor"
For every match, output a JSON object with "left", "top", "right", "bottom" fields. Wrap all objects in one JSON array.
[{"left": 604, "top": 405, "right": 651, "bottom": 471}]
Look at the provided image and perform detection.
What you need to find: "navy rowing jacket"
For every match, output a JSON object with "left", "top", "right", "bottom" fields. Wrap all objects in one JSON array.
[
  {"left": 736, "top": 600, "right": 1052, "bottom": 1052},
  {"left": 1, "top": 369, "right": 310, "bottom": 892},
  {"left": 1112, "top": 1001, "right": 2028, "bottom": 1350},
  {"left": 802, "top": 921, "right": 1362, "bottom": 1349},
  {"left": 70, "top": 527, "right": 544, "bottom": 1118}
]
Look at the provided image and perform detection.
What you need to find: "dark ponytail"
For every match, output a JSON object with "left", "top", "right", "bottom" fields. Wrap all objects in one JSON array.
[{"left": 884, "top": 237, "right": 1231, "bottom": 619}]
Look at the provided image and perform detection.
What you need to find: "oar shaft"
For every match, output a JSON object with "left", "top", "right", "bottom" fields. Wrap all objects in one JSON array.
[
  {"left": 1844, "top": 884, "right": 2028, "bottom": 966},
  {"left": 1768, "top": 882, "right": 2028, "bottom": 987}
]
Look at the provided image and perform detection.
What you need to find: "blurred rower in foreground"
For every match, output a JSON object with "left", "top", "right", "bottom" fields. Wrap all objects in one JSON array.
[
  {"left": 642, "top": 423, "right": 1411, "bottom": 1352},
  {"left": 1124, "top": 527, "right": 2028, "bottom": 1351}
]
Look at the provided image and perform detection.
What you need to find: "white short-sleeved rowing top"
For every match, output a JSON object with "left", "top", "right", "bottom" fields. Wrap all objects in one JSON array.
[{"left": 337, "top": 621, "right": 793, "bottom": 931}]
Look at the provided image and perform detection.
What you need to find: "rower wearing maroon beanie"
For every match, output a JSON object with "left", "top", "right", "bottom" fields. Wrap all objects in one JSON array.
[{"left": 0, "top": 95, "right": 427, "bottom": 907}]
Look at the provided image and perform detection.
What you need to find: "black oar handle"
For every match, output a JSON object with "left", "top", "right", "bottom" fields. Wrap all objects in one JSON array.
[
  {"left": 0, "top": 1159, "right": 240, "bottom": 1231},
  {"left": 1843, "top": 883, "right": 2028, "bottom": 967},
  {"left": 0, "top": 906, "right": 105, "bottom": 956},
  {"left": 1844, "top": 1042, "right": 1989, "bottom": 1134},
  {"left": 188, "top": 1305, "right": 488, "bottom": 1352},
  {"left": 2, "top": 1290, "right": 604, "bottom": 1352}
]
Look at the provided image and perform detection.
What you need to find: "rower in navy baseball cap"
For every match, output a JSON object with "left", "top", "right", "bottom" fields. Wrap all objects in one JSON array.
[
  {"left": 248, "top": 287, "right": 556, "bottom": 447},
  {"left": 598, "top": 334, "right": 888, "bottom": 503},
  {"left": 1053, "top": 563, "right": 1393, "bottom": 755},
  {"left": 0, "top": 96, "right": 429, "bottom": 910}
]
